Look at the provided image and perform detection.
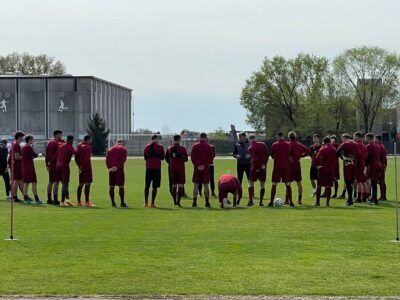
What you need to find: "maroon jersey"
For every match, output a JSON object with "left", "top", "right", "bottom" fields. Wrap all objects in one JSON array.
[
  {"left": 356, "top": 140, "right": 367, "bottom": 168},
  {"left": 376, "top": 142, "right": 387, "bottom": 168},
  {"left": 247, "top": 141, "right": 269, "bottom": 170},
  {"left": 271, "top": 139, "right": 291, "bottom": 169},
  {"left": 316, "top": 144, "right": 337, "bottom": 170},
  {"left": 218, "top": 174, "right": 242, "bottom": 202},
  {"left": 45, "top": 139, "right": 60, "bottom": 168},
  {"left": 165, "top": 143, "right": 188, "bottom": 172},
  {"left": 191, "top": 140, "right": 214, "bottom": 168},
  {"left": 56, "top": 142, "right": 75, "bottom": 167},
  {"left": 106, "top": 145, "right": 128, "bottom": 170},
  {"left": 21, "top": 144, "right": 38, "bottom": 182},
  {"left": 366, "top": 142, "right": 382, "bottom": 167},
  {"left": 337, "top": 141, "right": 359, "bottom": 165},
  {"left": 144, "top": 142, "right": 165, "bottom": 170},
  {"left": 10, "top": 141, "right": 22, "bottom": 179},
  {"left": 75, "top": 141, "right": 92, "bottom": 171},
  {"left": 309, "top": 143, "right": 321, "bottom": 166},
  {"left": 289, "top": 140, "right": 310, "bottom": 163}
]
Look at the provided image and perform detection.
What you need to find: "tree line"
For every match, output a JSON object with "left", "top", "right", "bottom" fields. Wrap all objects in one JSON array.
[{"left": 240, "top": 46, "right": 400, "bottom": 138}]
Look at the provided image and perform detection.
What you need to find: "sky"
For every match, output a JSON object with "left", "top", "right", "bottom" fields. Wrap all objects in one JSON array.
[{"left": 1, "top": 0, "right": 400, "bottom": 133}]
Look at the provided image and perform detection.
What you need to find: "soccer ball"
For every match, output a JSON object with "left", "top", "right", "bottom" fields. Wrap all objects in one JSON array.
[
  {"left": 222, "top": 198, "right": 228, "bottom": 208},
  {"left": 273, "top": 198, "right": 283, "bottom": 207}
]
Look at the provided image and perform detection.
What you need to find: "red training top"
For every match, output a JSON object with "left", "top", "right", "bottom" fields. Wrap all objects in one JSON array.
[
  {"left": 271, "top": 139, "right": 291, "bottom": 169},
  {"left": 165, "top": 143, "right": 188, "bottom": 172},
  {"left": 56, "top": 142, "right": 75, "bottom": 167},
  {"left": 190, "top": 140, "right": 214, "bottom": 168},
  {"left": 75, "top": 141, "right": 92, "bottom": 171},
  {"left": 106, "top": 144, "right": 128, "bottom": 170},
  {"left": 144, "top": 142, "right": 165, "bottom": 170},
  {"left": 247, "top": 141, "right": 269, "bottom": 170}
]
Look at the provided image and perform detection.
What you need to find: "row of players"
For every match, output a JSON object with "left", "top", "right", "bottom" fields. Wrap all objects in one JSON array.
[{"left": 0, "top": 129, "right": 387, "bottom": 208}]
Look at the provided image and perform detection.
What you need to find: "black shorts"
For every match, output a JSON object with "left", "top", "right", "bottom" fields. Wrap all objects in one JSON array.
[
  {"left": 145, "top": 169, "right": 161, "bottom": 188},
  {"left": 310, "top": 166, "right": 318, "bottom": 180}
]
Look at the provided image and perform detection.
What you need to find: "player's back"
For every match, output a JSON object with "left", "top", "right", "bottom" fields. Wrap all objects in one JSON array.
[
  {"left": 167, "top": 144, "right": 187, "bottom": 170},
  {"left": 107, "top": 145, "right": 127, "bottom": 168},
  {"left": 271, "top": 140, "right": 290, "bottom": 169},
  {"left": 289, "top": 140, "right": 309, "bottom": 163},
  {"left": 366, "top": 142, "right": 381, "bottom": 166},
  {"left": 57, "top": 143, "right": 74, "bottom": 166},
  {"left": 317, "top": 144, "right": 337, "bottom": 168},
  {"left": 191, "top": 140, "right": 213, "bottom": 166}
]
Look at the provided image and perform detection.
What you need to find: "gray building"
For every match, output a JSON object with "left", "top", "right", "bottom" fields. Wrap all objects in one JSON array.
[{"left": 0, "top": 74, "right": 132, "bottom": 139}]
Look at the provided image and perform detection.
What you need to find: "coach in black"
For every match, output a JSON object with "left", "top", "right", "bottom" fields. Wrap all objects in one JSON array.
[
  {"left": 0, "top": 138, "right": 11, "bottom": 200},
  {"left": 233, "top": 132, "right": 250, "bottom": 185}
]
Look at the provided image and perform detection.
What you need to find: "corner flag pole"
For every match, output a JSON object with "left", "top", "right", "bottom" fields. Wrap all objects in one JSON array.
[{"left": 395, "top": 137, "right": 399, "bottom": 242}]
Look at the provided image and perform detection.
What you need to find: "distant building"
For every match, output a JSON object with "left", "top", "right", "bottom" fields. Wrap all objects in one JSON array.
[{"left": 0, "top": 74, "right": 132, "bottom": 139}]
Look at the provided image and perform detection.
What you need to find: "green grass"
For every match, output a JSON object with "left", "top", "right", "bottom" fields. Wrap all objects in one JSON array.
[{"left": 0, "top": 157, "right": 399, "bottom": 296}]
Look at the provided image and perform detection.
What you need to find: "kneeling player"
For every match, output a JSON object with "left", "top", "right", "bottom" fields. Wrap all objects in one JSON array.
[
  {"left": 106, "top": 139, "right": 128, "bottom": 208},
  {"left": 21, "top": 135, "right": 42, "bottom": 204},
  {"left": 247, "top": 135, "right": 269, "bottom": 206},
  {"left": 218, "top": 174, "right": 242, "bottom": 208},
  {"left": 165, "top": 134, "right": 188, "bottom": 207},
  {"left": 315, "top": 137, "right": 336, "bottom": 206}
]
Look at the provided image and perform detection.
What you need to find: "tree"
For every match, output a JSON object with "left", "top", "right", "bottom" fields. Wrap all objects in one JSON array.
[
  {"left": 87, "top": 113, "right": 110, "bottom": 155},
  {"left": 209, "top": 127, "right": 229, "bottom": 141},
  {"left": 0, "top": 52, "right": 66, "bottom": 75},
  {"left": 240, "top": 55, "right": 304, "bottom": 134},
  {"left": 334, "top": 46, "right": 400, "bottom": 133}
]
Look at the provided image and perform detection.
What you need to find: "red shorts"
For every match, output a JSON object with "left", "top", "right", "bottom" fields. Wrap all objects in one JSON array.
[
  {"left": 22, "top": 170, "right": 37, "bottom": 183},
  {"left": 343, "top": 164, "right": 355, "bottom": 182},
  {"left": 290, "top": 163, "right": 302, "bottom": 182},
  {"left": 317, "top": 167, "right": 334, "bottom": 187},
  {"left": 56, "top": 165, "right": 70, "bottom": 184},
  {"left": 218, "top": 181, "right": 238, "bottom": 202},
  {"left": 109, "top": 169, "right": 125, "bottom": 186},
  {"left": 249, "top": 167, "right": 266, "bottom": 182},
  {"left": 48, "top": 165, "right": 60, "bottom": 183},
  {"left": 170, "top": 169, "right": 185, "bottom": 185},
  {"left": 192, "top": 168, "right": 210, "bottom": 184},
  {"left": 79, "top": 169, "right": 93, "bottom": 184},
  {"left": 355, "top": 165, "right": 366, "bottom": 183},
  {"left": 272, "top": 168, "right": 290, "bottom": 183},
  {"left": 11, "top": 164, "right": 22, "bottom": 181},
  {"left": 367, "top": 163, "right": 383, "bottom": 181}
]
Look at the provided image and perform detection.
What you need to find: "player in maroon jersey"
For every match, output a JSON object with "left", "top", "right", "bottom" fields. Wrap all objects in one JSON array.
[
  {"left": 56, "top": 135, "right": 76, "bottom": 207},
  {"left": 314, "top": 137, "right": 337, "bottom": 206},
  {"left": 354, "top": 132, "right": 368, "bottom": 202},
  {"left": 330, "top": 135, "right": 340, "bottom": 198},
  {"left": 374, "top": 135, "right": 387, "bottom": 201},
  {"left": 247, "top": 135, "right": 269, "bottom": 206},
  {"left": 10, "top": 131, "right": 25, "bottom": 203},
  {"left": 106, "top": 139, "right": 128, "bottom": 208},
  {"left": 309, "top": 134, "right": 321, "bottom": 197},
  {"left": 269, "top": 132, "right": 292, "bottom": 206},
  {"left": 45, "top": 130, "right": 63, "bottom": 205},
  {"left": 165, "top": 134, "right": 188, "bottom": 207},
  {"left": 365, "top": 133, "right": 383, "bottom": 205},
  {"left": 75, "top": 135, "right": 95, "bottom": 207},
  {"left": 288, "top": 131, "right": 310, "bottom": 205},
  {"left": 21, "top": 135, "right": 42, "bottom": 204},
  {"left": 218, "top": 174, "right": 242, "bottom": 209}
]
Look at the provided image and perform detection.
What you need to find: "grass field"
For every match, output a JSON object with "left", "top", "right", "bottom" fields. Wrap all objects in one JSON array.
[{"left": 0, "top": 157, "right": 399, "bottom": 297}]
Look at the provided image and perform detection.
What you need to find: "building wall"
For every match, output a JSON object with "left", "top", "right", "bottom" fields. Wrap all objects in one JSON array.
[{"left": 0, "top": 76, "right": 132, "bottom": 139}]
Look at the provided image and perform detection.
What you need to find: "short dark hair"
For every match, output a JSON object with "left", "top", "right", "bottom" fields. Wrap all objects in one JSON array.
[
  {"left": 330, "top": 135, "right": 337, "bottom": 142},
  {"left": 288, "top": 131, "right": 296, "bottom": 140},
  {"left": 200, "top": 132, "right": 207, "bottom": 139},
  {"left": 313, "top": 134, "right": 320, "bottom": 139},
  {"left": 84, "top": 134, "right": 91, "bottom": 142},
  {"left": 354, "top": 132, "right": 362, "bottom": 139},
  {"left": 276, "top": 131, "right": 284, "bottom": 138},
  {"left": 322, "top": 136, "right": 331, "bottom": 144},
  {"left": 375, "top": 135, "right": 382, "bottom": 142},
  {"left": 53, "top": 130, "right": 62, "bottom": 136},
  {"left": 342, "top": 133, "right": 352, "bottom": 140},
  {"left": 151, "top": 134, "right": 158, "bottom": 140},
  {"left": 173, "top": 134, "right": 181, "bottom": 142},
  {"left": 24, "top": 135, "right": 33, "bottom": 143},
  {"left": 1, "top": 138, "right": 7, "bottom": 145},
  {"left": 248, "top": 134, "right": 256, "bottom": 140},
  {"left": 365, "top": 133, "right": 374, "bottom": 140},
  {"left": 14, "top": 131, "right": 25, "bottom": 140},
  {"left": 117, "top": 139, "right": 123, "bottom": 144},
  {"left": 66, "top": 135, "right": 74, "bottom": 142},
  {"left": 238, "top": 132, "right": 246, "bottom": 138}
]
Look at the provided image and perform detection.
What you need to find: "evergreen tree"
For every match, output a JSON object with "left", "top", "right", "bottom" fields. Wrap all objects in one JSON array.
[{"left": 87, "top": 113, "right": 110, "bottom": 155}]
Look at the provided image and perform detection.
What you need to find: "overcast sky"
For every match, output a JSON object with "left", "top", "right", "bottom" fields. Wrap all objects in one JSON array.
[{"left": 1, "top": 0, "right": 399, "bottom": 133}]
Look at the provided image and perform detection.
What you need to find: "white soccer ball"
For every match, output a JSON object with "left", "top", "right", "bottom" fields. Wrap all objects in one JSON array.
[
  {"left": 222, "top": 198, "right": 228, "bottom": 208},
  {"left": 273, "top": 198, "right": 283, "bottom": 207}
]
